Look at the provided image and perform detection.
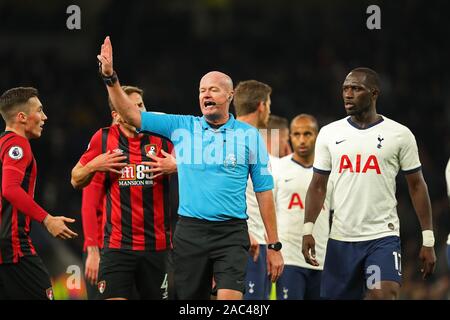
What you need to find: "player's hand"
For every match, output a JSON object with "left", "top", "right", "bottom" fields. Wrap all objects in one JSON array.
[
  {"left": 43, "top": 215, "right": 78, "bottom": 240},
  {"left": 302, "top": 234, "right": 319, "bottom": 266},
  {"left": 97, "top": 36, "right": 114, "bottom": 76},
  {"left": 142, "top": 149, "right": 177, "bottom": 179},
  {"left": 85, "top": 246, "right": 100, "bottom": 285},
  {"left": 419, "top": 246, "right": 436, "bottom": 280},
  {"left": 248, "top": 232, "right": 260, "bottom": 262},
  {"left": 266, "top": 249, "right": 284, "bottom": 283},
  {"left": 87, "top": 150, "right": 127, "bottom": 175}
]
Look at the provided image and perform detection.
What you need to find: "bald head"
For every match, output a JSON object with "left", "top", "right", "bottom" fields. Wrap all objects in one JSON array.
[
  {"left": 290, "top": 114, "right": 318, "bottom": 133},
  {"left": 200, "top": 71, "right": 233, "bottom": 91}
]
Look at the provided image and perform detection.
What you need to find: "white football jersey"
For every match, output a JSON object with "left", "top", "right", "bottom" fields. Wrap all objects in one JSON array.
[
  {"left": 446, "top": 158, "right": 450, "bottom": 244},
  {"left": 313, "top": 116, "right": 421, "bottom": 241},
  {"left": 273, "top": 154, "right": 331, "bottom": 270},
  {"left": 246, "top": 155, "right": 279, "bottom": 244}
]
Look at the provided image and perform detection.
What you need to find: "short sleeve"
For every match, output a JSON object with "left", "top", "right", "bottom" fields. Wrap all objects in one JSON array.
[
  {"left": 313, "top": 127, "right": 331, "bottom": 174},
  {"left": 79, "top": 129, "right": 103, "bottom": 166},
  {"left": 399, "top": 128, "right": 421, "bottom": 173},
  {"left": 249, "top": 130, "right": 274, "bottom": 192}
]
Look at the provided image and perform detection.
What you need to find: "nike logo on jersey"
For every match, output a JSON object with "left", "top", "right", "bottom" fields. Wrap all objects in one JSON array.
[
  {"left": 335, "top": 139, "right": 346, "bottom": 144},
  {"left": 284, "top": 178, "right": 294, "bottom": 183}
]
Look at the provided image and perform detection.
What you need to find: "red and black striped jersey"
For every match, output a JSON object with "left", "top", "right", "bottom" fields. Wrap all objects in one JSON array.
[
  {"left": 81, "top": 174, "right": 105, "bottom": 251},
  {"left": 0, "top": 131, "right": 47, "bottom": 264},
  {"left": 80, "top": 124, "right": 174, "bottom": 251}
]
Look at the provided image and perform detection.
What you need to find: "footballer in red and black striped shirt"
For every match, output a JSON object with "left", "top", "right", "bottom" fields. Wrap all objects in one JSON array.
[
  {"left": 0, "top": 87, "right": 77, "bottom": 300},
  {"left": 72, "top": 86, "right": 176, "bottom": 299},
  {"left": 81, "top": 174, "right": 105, "bottom": 299}
]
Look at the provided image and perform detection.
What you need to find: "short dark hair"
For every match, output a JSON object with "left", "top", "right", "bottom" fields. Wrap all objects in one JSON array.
[
  {"left": 350, "top": 67, "right": 381, "bottom": 91},
  {"left": 233, "top": 80, "right": 272, "bottom": 116},
  {"left": 108, "top": 85, "right": 144, "bottom": 111},
  {"left": 268, "top": 115, "right": 289, "bottom": 130},
  {"left": 0, "top": 87, "right": 39, "bottom": 122}
]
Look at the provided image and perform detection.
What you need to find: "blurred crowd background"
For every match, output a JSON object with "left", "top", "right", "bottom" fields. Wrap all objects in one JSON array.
[{"left": 0, "top": 0, "right": 449, "bottom": 299}]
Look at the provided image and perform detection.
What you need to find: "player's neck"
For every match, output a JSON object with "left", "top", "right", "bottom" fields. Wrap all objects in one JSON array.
[
  {"left": 237, "top": 114, "right": 260, "bottom": 129},
  {"left": 5, "top": 125, "right": 27, "bottom": 139},
  {"left": 118, "top": 124, "right": 140, "bottom": 138},
  {"left": 292, "top": 152, "right": 314, "bottom": 167},
  {"left": 350, "top": 109, "right": 381, "bottom": 129}
]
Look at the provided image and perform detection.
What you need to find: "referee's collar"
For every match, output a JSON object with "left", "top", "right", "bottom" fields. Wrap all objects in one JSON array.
[{"left": 200, "top": 114, "right": 236, "bottom": 131}]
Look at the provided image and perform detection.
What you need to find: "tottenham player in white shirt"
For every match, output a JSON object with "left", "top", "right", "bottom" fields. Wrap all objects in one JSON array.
[
  {"left": 302, "top": 67, "right": 436, "bottom": 299},
  {"left": 446, "top": 158, "right": 450, "bottom": 269},
  {"left": 273, "top": 114, "right": 331, "bottom": 299}
]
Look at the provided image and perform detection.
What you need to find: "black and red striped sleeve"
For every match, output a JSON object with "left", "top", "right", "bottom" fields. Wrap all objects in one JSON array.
[
  {"left": 81, "top": 172, "right": 106, "bottom": 247},
  {"left": 79, "top": 129, "right": 103, "bottom": 166},
  {"left": 0, "top": 136, "right": 48, "bottom": 222}
]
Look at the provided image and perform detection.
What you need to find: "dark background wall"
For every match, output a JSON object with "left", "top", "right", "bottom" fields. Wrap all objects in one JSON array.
[{"left": 0, "top": 0, "right": 449, "bottom": 299}]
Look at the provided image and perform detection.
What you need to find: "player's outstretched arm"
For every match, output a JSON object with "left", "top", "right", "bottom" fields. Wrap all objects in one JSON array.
[
  {"left": 405, "top": 170, "right": 436, "bottom": 279},
  {"left": 71, "top": 151, "right": 127, "bottom": 189},
  {"left": 302, "top": 172, "right": 329, "bottom": 266},
  {"left": 97, "top": 36, "right": 142, "bottom": 129},
  {"left": 43, "top": 215, "right": 78, "bottom": 240},
  {"left": 255, "top": 190, "right": 284, "bottom": 283}
]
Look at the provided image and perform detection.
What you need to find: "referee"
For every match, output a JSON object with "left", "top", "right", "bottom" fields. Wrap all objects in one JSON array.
[{"left": 97, "top": 36, "right": 284, "bottom": 300}]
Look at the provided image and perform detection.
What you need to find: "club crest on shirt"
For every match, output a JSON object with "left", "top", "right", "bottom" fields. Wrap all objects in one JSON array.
[
  {"left": 8, "top": 146, "right": 23, "bottom": 160},
  {"left": 98, "top": 280, "right": 106, "bottom": 294},
  {"left": 145, "top": 144, "right": 158, "bottom": 158},
  {"left": 377, "top": 135, "right": 384, "bottom": 149},
  {"left": 46, "top": 287, "right": 54, "bottom": 300}
]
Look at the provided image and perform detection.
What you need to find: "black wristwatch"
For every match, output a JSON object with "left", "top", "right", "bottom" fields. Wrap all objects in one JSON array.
[
  {"left": 267, "top": 241, "right": 282, "bottom": 251},
  {"left": 101, "top": 71, "right": 118, "bottom": 87}
]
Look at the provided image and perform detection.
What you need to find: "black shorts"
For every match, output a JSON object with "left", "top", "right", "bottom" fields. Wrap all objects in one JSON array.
[
  {"left": 0, "top": 255, "right": 53, "bottom": 300},
  {"left": 173, "top": 216, "right": 250, "bottom": 299},
  {"left": 97, "top": 249, "right": 168, "bottom": 300}
]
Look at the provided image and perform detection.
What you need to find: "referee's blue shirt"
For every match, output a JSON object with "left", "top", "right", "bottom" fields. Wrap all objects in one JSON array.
[{"left": 139, "top": 112, "right": 274, "bottom": 221}]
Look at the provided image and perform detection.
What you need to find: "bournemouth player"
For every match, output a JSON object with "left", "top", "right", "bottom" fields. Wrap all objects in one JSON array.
[
  {"left": 0, "top": 87, "right": 77, "bottom": 299},
  {"left": 71, "top": 85, "right": 176, "bottom": 299},
  {"left": 446, "top": 157, "right": 450, "bottom": 269},
  {"left": 273, "top": 114, "right": 331, "bottom": 300},
  {"left": 302, "top": 68, "right": 436, "bottom": 299}
]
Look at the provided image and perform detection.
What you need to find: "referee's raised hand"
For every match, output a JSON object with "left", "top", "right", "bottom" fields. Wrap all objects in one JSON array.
[{"left": 97, "top": 36, "right": 114, "bottom": 76}]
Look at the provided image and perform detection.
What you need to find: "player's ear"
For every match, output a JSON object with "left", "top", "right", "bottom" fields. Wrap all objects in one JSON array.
[
  {"left": 17, "top": 111, "right": 27, "bottom": 124},
  {"left": 371, "top": 88, "right": 380, "bottom": 100}
]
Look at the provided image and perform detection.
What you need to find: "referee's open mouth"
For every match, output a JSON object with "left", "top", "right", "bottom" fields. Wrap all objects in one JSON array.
[{"left": 204, "top": 101, "right": 216, "bottom": 108}]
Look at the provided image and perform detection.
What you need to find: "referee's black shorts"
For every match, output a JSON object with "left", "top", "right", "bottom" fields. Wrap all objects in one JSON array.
[
  {"left": 0, "top": 255, "right": 53, "bottom": 300},
  {"left": 173, "top": 216, "right": 250, "bottom": 300}
]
